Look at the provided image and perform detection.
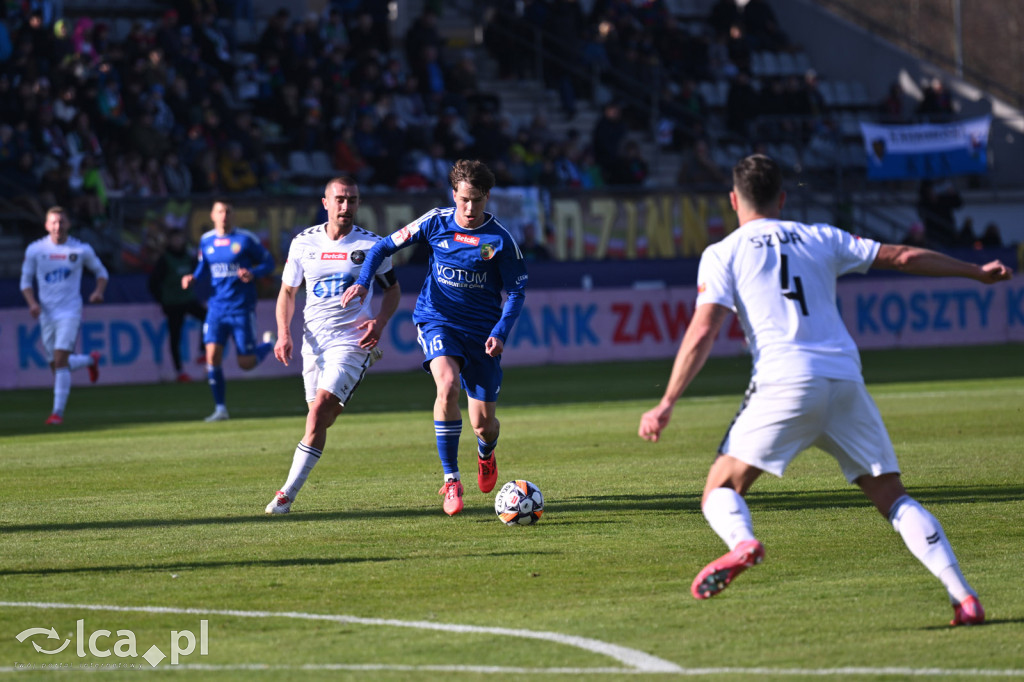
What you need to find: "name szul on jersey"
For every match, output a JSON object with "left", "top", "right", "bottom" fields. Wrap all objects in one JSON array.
[
  {"left": 454, "top": 234, "right": 480, "bottom": 246},
  {"left": 435, "top": 264, "right": 487, "bottom": 288},
  {"left": 749, "top": 231, "right": 804, "bottom": 247},
  {"left": 210, "top": 262, "right": 239, "bottom": 279},
  {"left": 321, "top": 252, "right": 347, "bottom": 260}
]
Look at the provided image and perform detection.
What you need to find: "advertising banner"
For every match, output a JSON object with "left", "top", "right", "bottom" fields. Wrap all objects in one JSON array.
[{"left": 2, "top": 276, "right": 1021, "bottom": 390}]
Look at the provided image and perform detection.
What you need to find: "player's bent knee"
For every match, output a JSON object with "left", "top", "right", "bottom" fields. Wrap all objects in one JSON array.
[
  {"left": 311, "top": 397, "right": 343, "bottom": 430},
  {"left": 237, "top": 355, "right": 258, "bottom": 370}
]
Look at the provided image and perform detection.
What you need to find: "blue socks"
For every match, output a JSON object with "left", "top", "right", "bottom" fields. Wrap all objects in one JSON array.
[
  {"left": 478, "top": 437, "right": 497, "bottom": 459},
  {"left": 207, "top": 365, "right": 226, "bottom": 407},
  {"left": 434, "top": 420, "right": 462, "bottom": 477},
  {"left": 255, "top": 341, "right": 273, "bottom": 364}
]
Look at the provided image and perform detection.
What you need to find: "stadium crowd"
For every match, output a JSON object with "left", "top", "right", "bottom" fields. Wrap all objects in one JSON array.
[
  {"left": 1, "top": 0, "right": 984, "bottom": 245},
  {"left": 0, "top": 0, "right": 839, "bottom": 220}
]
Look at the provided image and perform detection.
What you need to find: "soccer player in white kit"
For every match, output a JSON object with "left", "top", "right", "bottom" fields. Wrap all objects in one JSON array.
[
  {"left": 265, "top": 177, "right": 401, "bottom": 514},
  {"left": 20, "top": 207, "right": 109, "bottom": 425},
  {"left": 639, "top": 155, "right": 1012, "bottom": 626}
]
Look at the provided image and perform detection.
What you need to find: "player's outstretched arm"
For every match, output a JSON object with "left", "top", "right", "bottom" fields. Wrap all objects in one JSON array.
[
  {"left": 639, "top": 303, "right": 730, "bottom": 443},
  {"left": 872, "top": 244, "right": 1013, "bottom": 283}
]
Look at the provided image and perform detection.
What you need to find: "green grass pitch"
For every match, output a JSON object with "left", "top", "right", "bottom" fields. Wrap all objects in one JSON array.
[{"left": 1, "top": 345, "right": 1022, "bottom": 680}]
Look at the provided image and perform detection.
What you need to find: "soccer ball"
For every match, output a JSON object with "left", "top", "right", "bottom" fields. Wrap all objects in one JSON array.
[{"left": 494, "top": 480, "right": 544, "bottom": 526}]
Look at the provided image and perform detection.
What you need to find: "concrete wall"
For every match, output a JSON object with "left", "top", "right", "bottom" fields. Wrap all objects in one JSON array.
[{"left": 772, "top": 0, "right": 1024, "bottom": 188}]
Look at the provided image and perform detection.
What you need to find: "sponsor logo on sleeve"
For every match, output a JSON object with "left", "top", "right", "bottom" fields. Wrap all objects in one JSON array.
[
  {"left": 391, "top": 227, "right": 412, "bottom": 246},
  {"left": 698, "top": 283, "right": 707, "bottom": 293}
]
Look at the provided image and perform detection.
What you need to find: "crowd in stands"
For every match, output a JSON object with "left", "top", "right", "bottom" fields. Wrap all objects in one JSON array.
[{"left": 0, "top": 0, "right": 972, "bottom": 236}]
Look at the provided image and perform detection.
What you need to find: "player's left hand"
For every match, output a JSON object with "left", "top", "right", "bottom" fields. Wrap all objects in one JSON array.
[
  {"left": 237, "top": 267, "right": 254, "bottom": 283},
  {"left": 638, "top": 403, "right": 673, "bottom": 442},
  {"left": 357, "top": 319, "right": 382, "bottom": 349},
  {"left": 484, "top": 336, "right": 503, "bottom": 357},
  {"left": 340, "top": 284, "right": 367, "bottom": 308},
  {"left": 88, "top": 291, "right": 104, "bottom": 304},
  {"left": 274, "top": 334, "right": 292, "bottom": 366}
]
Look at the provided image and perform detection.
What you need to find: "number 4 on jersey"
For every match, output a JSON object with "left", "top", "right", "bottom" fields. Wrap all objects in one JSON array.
[{"left": 779, "top": 254, "right": 809, "bottom": 316}]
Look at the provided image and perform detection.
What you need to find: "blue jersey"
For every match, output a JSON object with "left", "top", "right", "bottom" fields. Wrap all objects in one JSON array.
[
  {"left": 357, "top": 207, "right": 528, "bottom": 341},
  {"left": 192, "top": 228, "right": 274, "bottom": 315}
]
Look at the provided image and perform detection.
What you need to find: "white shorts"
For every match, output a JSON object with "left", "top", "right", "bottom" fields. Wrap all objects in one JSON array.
[
  {"left": 720, "top": 377, "right": 900, "bottom": 483},
  {"left": 301, "top": 344, "right": 376, "bottom": 405},
  {"left": 40, "top": 315, "right": 81, "bottom": 359}
]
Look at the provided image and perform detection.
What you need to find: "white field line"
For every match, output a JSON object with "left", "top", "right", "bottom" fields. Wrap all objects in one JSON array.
[
  {"left": 3, "top": 602, "right": 1023, "bottom": 677},
  {"left": 0, "top": 601, "right": 681, "bottom": 673}
]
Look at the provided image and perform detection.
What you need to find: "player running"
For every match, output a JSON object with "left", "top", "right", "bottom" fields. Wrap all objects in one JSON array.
[
  {"left": 182, "top": 199, "right": 275, "bottom": 422},
  {"left": 341, "top": 160, "right": 528, "bottom": 516},
  {"left": 20, "top": 206, "right": 108, "bottom": 425},
  {"left": 265, "top": 176, "right": 401, "bottom": 514},
  {"left": 639, "top": 154, "right": 1012, "bottom": 625}
]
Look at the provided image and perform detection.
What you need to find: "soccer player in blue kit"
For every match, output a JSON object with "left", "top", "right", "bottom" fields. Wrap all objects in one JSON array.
[
  {"left": 341, "top": 160, "right": 528, "bottom": 516},
  {"left": 182, "top": 199, "right": 275, "bottom": 422}
]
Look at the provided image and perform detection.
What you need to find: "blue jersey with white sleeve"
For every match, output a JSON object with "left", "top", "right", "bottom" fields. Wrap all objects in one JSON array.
[
  {"left": 192, "top": 228, "right": 274, "bottom": 315},
  {"left": 356, "top": 207, "right": 527, "bottom": 341}
]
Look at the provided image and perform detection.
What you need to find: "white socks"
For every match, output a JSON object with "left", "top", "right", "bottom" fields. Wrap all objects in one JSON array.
[
  {"left": 702, "top": 487, "right": 756, "bottom": 550},
  {"left": 889, "top": 495, "right": 974, "bottom": 603},
  {"left": 52, "top": 368, "right": 71, "bottom": 416},
  {"left": 282, "top": 442, "right": 322, "bottom": 500},
  {"left": 68, "top": 354, "right": 93, "bottom": 371}
]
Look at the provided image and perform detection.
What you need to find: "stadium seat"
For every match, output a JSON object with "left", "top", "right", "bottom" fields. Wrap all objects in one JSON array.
[
  {"left": 848, "top": 81, "right": 869, "bottom": 108},
  {"left": 833, "top": 81, "right": 852, "bottom": 108},
  {"left": 287, "top": 151, "right": 315, "bottom": 179},
  {"left": 760, "top": 52, "right": 780, "bottom": 77},
  {"left": 310, "top": 151, "right": 336, "bottom": 178},
  {"left": 777, "top": 52, "right": 796, "bottom": 77},
  {"left": 817, "top": 81, "right": 837, "bottom": 107},
  {"left": 793, "top": 52, "right": 812, "bottom": 75}
]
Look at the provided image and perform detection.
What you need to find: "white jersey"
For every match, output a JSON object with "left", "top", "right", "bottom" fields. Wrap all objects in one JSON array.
[
  {"left": 20, "top": 235, "right": 109, "bottom": 320},
  {"left": 282, "top": 223, "right": 394, "bottom": 353},
  {"left": 696, "top": 218, "right": 880, "bottom": 383}
]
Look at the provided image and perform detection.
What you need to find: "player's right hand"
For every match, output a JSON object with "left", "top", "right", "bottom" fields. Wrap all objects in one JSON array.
[
  {"left": 181, "top": 274, "right": 193, "bottom": 290},
  {"left": 979, "top": 260, "right": 1013, "bottom": 283},
  {"left": 638, "top": 403, "right": 673, "bottom": 442},
  {"left": 339, "top": 284, "right": 367, "bottom": 308},
  {"left": 274, "top": 335, "right": 292, "bottom": 366},
  {"left": 28, "top": 302, "right": 41, "bottom": 319}
]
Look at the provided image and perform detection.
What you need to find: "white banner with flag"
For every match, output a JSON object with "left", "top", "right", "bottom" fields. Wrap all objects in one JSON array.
[{"left": 860, "top": 116, "right": 990, "bottom": 180}]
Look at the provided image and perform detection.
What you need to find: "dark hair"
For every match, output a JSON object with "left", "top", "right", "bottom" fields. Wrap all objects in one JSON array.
[
  {"left": 732, "top": 154, "right": 782, "bottom": 212},
  {"left": 449, "top": 159, "right": 495, "bottom": 194},
  {"left": 325, "top": 176, "right": 358, "bottom": 194}
]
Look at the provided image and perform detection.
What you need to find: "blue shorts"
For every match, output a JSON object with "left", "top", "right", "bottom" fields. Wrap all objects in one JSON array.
[
  {"left": 417, "top": 323, "right": 502, "bottom": 402},
  {"left": 203, "top": 309, "right": 259, "bottom": 356}
]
